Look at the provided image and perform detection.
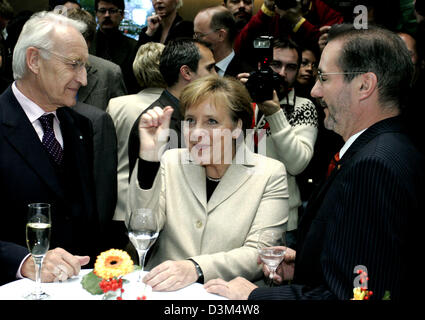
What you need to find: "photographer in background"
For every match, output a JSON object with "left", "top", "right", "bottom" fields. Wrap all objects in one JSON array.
[
  {"left": 234, "top": 0, "right": 343, "bottom": 67},
  {"left": 239, "top": 38, "right": 318, "bottom": 249}
]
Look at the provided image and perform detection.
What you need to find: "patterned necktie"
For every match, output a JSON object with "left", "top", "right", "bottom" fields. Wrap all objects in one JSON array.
[
  {"left": 39, "top": 113, "right": 64, "bottom": 166},
  {"left": 326, "top": 152, "right": 340, "bottom": 178}
]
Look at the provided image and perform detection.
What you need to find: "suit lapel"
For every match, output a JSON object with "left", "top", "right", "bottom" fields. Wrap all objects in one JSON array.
[
  {"left": 182, "top": 154, "right": 207, "bottom": 211},
  {"left": 78, "top": 58, "right": 98, "bottom": 103},
  {"left": 0, "top": 88, "right": 64, "bottom": 198}
]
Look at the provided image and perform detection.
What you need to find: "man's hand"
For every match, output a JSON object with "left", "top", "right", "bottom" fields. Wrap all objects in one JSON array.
[
  {"left": 138, "top": 106, "right": 174, "bottom": 161},
  {"left": 257, "top": 90, "right": 281, "bottom": 116},
  {"left": 21, "top": 247, "right": 89, "bottom": 282},
  {"left": 318, "top": 26, "right": 331, "bottom": 51},
  {"left": 204, "top": 277, "right": 258, "bottom": 300},
  {"left": 258, "top": 246, "right": 296, "bottom": 284},
  {"left": 143, "top": 260, "right": 198, "bottom": 291}
]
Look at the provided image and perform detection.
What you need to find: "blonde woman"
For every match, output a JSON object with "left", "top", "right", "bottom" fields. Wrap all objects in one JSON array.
[{"left": 128, "top": 75, "right": 289, "bottom": 291}]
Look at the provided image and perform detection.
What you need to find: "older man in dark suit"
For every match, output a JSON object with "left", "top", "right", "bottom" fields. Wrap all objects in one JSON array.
[
  {"left": 0, "top": 11, "right": 105, "bottom": 285},
  {"left": 204, "top": 25, "right": 424, "bottom": 301}
]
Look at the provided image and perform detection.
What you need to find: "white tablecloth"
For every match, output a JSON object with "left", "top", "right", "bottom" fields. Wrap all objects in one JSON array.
[{"left": 0, "top": 269, "right": 227, "bottom": 300}]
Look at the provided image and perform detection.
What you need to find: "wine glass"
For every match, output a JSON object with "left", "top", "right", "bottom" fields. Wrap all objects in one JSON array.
[
  {"left": 127, "top": 208, "right": 159, "bottom": 281},
  {"left": 24, "top": 203, "right": 51, "bottom": 300},
  {"left": 257, "top": 229, "right": 286, "bottom": 286}
]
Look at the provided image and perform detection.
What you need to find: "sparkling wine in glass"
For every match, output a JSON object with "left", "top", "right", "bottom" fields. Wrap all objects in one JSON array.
[
  {"left": 257, "top": 230, "right": 285, "bottom": 286},
  {"left": 24, "top": 203, "right": 51, "bottom": 300},
  {"left": 127, "top": 208, "right": 159, "bottom": 281}
]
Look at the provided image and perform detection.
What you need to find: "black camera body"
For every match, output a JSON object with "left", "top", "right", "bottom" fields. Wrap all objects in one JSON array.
[
  {"left": 275, "top": 0, "right": 299, "bottom": 10},
  {"left": 245, "top": 36, "right": 281, "bottom": 102}
]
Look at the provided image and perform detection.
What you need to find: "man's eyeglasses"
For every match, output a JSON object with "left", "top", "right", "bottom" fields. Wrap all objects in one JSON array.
[
  {"left": 193, "top": 29, "right": 219, "bottom": 40},
  {"left": 316, "top": 70, "right": 366, "bottom": 83},
  {"left": 38, "top": 47, "right": 87, "bottom": 72},
  {"left": 96, "top": 8, "right": 123, "bottom": 15}
]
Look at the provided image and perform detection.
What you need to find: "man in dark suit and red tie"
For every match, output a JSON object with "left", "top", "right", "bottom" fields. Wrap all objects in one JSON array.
[
  {"left": 0, "top": 11, "right": 106, "bottom": 285},
  {"left": 204, "top": 24, "right": 425, "bottom": 301}
]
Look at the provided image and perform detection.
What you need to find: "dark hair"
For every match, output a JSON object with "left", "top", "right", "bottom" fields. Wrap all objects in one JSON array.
[
  {"left": 327, "top": 23, "right": 414, "bottom": 109},
  {"left": 95, "top": 0, "right": 124, "bottom": 11},
  {"left": 66, "top": 8, "right": 96, "bottom": 43},
  {"left": 0, "top": 0, "right": 14, "bottom": 20},
  {"left": 272, "top": 38, "right": 302, "bottom": 69},
  {"left": 159, "top": 38, "right": 210, "bottom": 87},
  {"left": 49, "top": 0, "right": 81, "bottom": 10},
  {"left": 210, "top": 7, "right": 237, "bottom": 44}
]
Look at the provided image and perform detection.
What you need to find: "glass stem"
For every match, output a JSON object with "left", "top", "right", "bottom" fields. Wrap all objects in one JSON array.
[
  {"left": 137, "top": 250, "right": 147, "bottom": 281},
  {"left": 33, "top": 256, "right": 44, "bottom": 298}
]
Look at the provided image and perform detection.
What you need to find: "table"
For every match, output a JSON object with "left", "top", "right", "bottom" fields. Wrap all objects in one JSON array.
[{"left": 0, "top": 269, "right": 227, "bottom": 300}]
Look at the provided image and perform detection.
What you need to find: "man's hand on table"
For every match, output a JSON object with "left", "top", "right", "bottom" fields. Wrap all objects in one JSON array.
[
  {"left": 21, "top": 247, "right": 89, "bottom": 282},
  {"left": 204, "top": 277, "right": 258, "bottom": 300}
]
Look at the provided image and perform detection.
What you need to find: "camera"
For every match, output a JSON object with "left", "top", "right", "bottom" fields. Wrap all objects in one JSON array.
[
  {"left": 275, "top": 0, "right": 299, "bottom": 10},
  {"left": 245, "top": 36, "right": 281, "bottom": 102}
]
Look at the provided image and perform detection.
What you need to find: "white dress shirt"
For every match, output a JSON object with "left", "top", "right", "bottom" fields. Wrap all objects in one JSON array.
[
  {"left": 12, "top": 82, "right": 63, "bottom": 147},
  {"left": 339, "top": 128, "right": 367, "bottom": 159},
  {"left": 215, "top": 50, "right": 235, "bottom": 77}
]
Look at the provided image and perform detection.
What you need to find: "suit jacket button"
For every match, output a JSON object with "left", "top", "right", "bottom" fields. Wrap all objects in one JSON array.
[{"left": 196, "top": 220, "right": 203, "bottom": 229}]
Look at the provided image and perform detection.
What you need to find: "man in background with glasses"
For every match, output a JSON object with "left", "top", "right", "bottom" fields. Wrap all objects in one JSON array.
[
  {"left": 90, "top": 0, "right": 139, "bottom": 94},
  {"left": 193, "top": 6, "right": 252, "bottom": 78}
]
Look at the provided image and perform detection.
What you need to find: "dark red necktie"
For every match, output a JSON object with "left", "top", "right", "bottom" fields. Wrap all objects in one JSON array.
[
  {"left": 326, "top": 152, "right": 340, "bottom": 178},
  {"left": 39, "top": 113, "right": 64, "bottom": 166}
]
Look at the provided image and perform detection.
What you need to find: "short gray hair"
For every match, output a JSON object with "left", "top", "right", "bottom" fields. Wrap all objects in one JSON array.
[{"left": 12, "top": 11, "right": 86, "bottom": 80}]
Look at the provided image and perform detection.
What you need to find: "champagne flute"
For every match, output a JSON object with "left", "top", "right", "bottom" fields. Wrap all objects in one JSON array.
[
  {"left": 257, "top": 229, "right": 285, "bottom": 287},
  {"left": 127, "top": 208, "right": 159, "bottom": 281},
  {"left": 24, "top": 203, "right": 51, "bottom": 300}
]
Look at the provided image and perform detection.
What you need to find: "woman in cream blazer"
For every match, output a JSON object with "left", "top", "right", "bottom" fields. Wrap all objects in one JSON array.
[{"left": 128, "top": 76, "right": 289, "bottom": 291}]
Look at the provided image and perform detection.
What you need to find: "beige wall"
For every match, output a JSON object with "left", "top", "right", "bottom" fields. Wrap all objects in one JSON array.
[{"left": 179, "top": 0, "right": 262, "bottom": 21}]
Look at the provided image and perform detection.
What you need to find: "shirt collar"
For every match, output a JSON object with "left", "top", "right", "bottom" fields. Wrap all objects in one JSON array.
[
  {"left": 339, "top": 128, "right": 367, "bottom": 159},
  {"left": 163, "top": 89, "right": 180, "bottom": 106},
  {"left": 215, "top": 50, "right": 235, "bottom": 74},
  {"left": 12, "top": 81, "right": 57, "bottom": 123}
]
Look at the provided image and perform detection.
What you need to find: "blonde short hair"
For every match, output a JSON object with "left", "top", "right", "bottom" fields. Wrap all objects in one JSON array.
[
  {"left": 180, "top": 75, "right": 253, "bottom": 131},
  {"left": 133, "top": 42, "right": 167, "bottom": 88}
]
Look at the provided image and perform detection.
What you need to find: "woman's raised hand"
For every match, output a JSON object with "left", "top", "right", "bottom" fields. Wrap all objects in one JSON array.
[{"left": 138, "top": 106, "right": 174, "bottom": 162}]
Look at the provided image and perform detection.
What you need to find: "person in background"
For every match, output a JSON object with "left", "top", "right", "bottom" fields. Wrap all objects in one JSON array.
[
  {"left": 205, "top": 24, "right": 424, "bottom": 301},
  {"left": 0, "top": 11, "right": 105, "bottom": 284},
  {"left": 294, "top": 45, "right": 344, "bottom": 204},
  {"left": 239, "top": 38, "right": 318, "bottom": 249},
  {"left": 193, "top": 6, "right": 252, "bottom": 78},
  {"left": 90, "top": 0, "right": 139, "bottom": 94},
  {"left": 128, "top": 75, "right": 289, "bottom": 291},
  {"left": 66, "top": 8, "right": 127, "bottom": 110},
  {"left": 137, "top": 0, "right": 193, "bottom": 46},
  {"left": 235, "top": 0, "right": 343, "bottom": 68},
  {"left": 106, "top": 42, "right": 166, "bottom": 248},
  {"left": 0, "top": 0, "right": 13, "bottom": 89},
  {"left": 127, "top": 38, "right": 216, "bottom": 177},
  {"left": 222, "top": 0, "right": 254, "bottom": 31}
]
